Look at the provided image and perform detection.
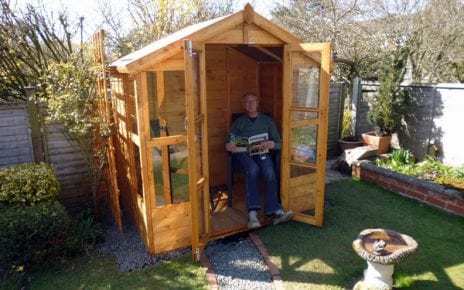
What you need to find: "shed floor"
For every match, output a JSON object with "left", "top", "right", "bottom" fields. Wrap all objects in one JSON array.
[{"left": 210, "top": 180, "right": 274, "bottom": 238}]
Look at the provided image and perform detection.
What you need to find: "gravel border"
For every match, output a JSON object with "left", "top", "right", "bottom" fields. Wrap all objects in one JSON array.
[{"left": 93, "top": 220, "right": 190, "bottom": 272}]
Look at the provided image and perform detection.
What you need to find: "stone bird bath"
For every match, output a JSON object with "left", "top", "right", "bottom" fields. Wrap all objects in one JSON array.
[{"left": 352, "top": 228, "right": 418, "bottom": 290}]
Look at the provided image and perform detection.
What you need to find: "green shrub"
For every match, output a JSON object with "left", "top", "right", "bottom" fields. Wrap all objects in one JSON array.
[
  {"left": 0, "top": 202, "right": 71, "bottom": 274},
  {"left": 341, "top": 109, "right": 353, "bottom": 139},
  {"left": 66, "top": 207, "right": 105, "bottom": 255},
  {"left": 0, "top": 163, "right": 60, "bottom": 205}
]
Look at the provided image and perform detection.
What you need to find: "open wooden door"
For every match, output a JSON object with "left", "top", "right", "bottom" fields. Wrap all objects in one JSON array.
[
  {"left": 184, "top": 40, "right": 211, "bottom": 261},
  {"left": 281, "top": 43, "right": 331, "bottom": 226}
]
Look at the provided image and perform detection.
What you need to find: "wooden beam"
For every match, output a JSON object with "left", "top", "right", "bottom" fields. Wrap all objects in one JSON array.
[
  {"left": 198, "top": 41, "right": 211, "bottom": 236},
  {"left": 147, "top": 135, "right": 187, "bottom": 147},
  {"left": 243, "top": 3, "right": 254, "bottom": 24},
  {"left": 134, "top": 72, "right": 156, "bottom": 252},
  {"left": 159, "top": 118, "right": 172, "bottom": 205},
  {"left": 280, "top": 45, "right": 291, "bottom": 210},
  {"left": 243, "top": 23, "right": 249, "bottom": 44},
  {"left": 253, "top": 46, "right": 282, "bottom": 62},
  {"left": 122, "top": 11, "right": 244, "bottom": 74},
  {"left": 314, "top": 43, "right": 331, "bottom": 227}
]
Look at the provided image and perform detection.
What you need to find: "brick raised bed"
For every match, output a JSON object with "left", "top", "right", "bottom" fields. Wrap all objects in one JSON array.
[{"left": 352, "top": 161, "right": 464, "bottom": 216}]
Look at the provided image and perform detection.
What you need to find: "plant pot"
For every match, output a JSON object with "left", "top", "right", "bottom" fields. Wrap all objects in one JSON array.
[
  {"left": 338, "top": 138, "right": 364, "bottom": 153},
  {"left": 362, "top": 131, "right": 391, "bottom": 154}
]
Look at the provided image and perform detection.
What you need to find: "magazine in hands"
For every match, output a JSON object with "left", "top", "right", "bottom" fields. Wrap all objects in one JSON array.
[{"left": 229, "top": 133, "right": 269, "bottom": 156}]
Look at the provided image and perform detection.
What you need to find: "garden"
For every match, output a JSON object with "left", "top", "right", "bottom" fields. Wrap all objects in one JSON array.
[
  {"left": 1, "top": 1, "right": 464, "bottom": 289},
  {"left": 376, "top": 149, "right": 464, "bottom": 195},
  {"left": 1, "top": 170, "right": 463, "bottom": 289}
]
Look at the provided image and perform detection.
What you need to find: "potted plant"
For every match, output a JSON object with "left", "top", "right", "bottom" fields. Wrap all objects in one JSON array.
[
  {"left": 338, "top": 109, "right": 363, "bottom": 152},
  {"left": 363, "top": 48, "right": 409, "bottom": 154}
]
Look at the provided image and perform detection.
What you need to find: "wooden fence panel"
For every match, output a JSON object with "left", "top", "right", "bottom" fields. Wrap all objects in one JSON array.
[
  {"left": 0, "top": 102, "right": 92, "bottom": 210},
  {"left": 0, "top": 103, "right": 34, "bottom": 167},
  {"left": 327, "top": 83, "right": 346, "bottom": 157},
  {"left": 46, "top": 124, "right": 92, "bottom": 208}
]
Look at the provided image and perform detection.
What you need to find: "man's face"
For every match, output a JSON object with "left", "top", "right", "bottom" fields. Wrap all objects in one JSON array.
[{"left": 242, "top": 95, "right": 259, "bottom": 115}]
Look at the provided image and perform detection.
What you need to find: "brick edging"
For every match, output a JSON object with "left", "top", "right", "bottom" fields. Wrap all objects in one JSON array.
[
  {"left": 200, "top": 252, "right": 219, "bottom": 290},
  {"left": 352, "top": 161, "right": 464, "bottom": 216},
  {"left": 249, "top": 232, "right": 285, "bottom": 290}
]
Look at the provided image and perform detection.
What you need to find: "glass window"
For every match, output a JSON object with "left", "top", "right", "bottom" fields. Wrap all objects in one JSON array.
[
  {"left": 290, "top": 125, "right": 317, "bottom": 164},
  {"left": 152, "top": 144, "right": 189, "bottom": 206},
  {"left": 292, "top": 66, "right": 320, "bottom": 108}
]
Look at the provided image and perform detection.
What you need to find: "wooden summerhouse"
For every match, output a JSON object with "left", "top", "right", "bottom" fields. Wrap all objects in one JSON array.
[{"left": 108, "top": 4, "right": 331, "bottom": 260}]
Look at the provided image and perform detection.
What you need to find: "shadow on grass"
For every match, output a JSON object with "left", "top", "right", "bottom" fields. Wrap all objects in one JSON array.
[
  {"left": 27, "top": 255, "right": 208, "bottom": 290},
  {"left": 257, "top": 179, "right": 464, "bottom": 289}
]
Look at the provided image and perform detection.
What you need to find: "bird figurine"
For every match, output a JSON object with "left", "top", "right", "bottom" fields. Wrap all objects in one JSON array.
[{"left": 372, "top": 239, "right": 387, "bottom": 255}]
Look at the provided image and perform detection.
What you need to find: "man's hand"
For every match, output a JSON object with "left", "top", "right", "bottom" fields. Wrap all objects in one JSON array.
[
  {"left": 225, "top": 142, "right": 237, "bottom": 152},
  {"left": 262, "top": 140, "right": 275, "bottom": 150}
]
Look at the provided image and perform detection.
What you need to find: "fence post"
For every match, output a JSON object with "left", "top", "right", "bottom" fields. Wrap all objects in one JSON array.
[
  {"left": 351, "top": 76, "right": 362, "bottom": 137},
  {"left": 25, "top": 87, "right": 45, "bottom": 163}
]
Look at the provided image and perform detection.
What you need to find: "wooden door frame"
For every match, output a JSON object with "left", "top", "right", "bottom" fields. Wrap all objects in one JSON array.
[{"left": 184, "top": 39, "right": 211, "bottom": 261}]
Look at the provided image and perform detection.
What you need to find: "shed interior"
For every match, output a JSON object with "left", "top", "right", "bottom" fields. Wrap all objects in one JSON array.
[{"left": 144, "top": 44, "right": 285, "bottom": 237}]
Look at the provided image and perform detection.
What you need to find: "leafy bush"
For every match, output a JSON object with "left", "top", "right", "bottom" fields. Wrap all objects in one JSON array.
[
  {"left": 0, "top": 163, "right": 60, "bottom": 205},
  {"left": 0, "top": 202, "right": 71, "bottom": 275},
  {"left": 66, "top": 207, "right": 105, "bottom": 255},
  {"left": 341, "top": 109, "right": 353, "bottom": 139},
  {"left": 367, "top": 49, "right": 409, "bottom": 136}
]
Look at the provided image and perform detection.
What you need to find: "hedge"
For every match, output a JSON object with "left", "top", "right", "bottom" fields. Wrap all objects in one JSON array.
[{"left": 0, "top": 163, "right": 60, "bottom": 205}]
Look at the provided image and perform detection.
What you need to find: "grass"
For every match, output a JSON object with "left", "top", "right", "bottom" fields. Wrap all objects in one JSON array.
[
  {"left": 7, "top": 179, "right": 463, "bottom": 289},
  {"left": 27, "top": 254, "right": 208, "bottom": 289},
  {"left": 256, "top": 179, "right": 464, "bottom": 289}
]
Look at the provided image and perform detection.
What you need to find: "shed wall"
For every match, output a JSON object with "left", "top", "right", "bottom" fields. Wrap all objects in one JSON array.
[{"left": 206, "top": 45, "right": 259, "bottom": 186}]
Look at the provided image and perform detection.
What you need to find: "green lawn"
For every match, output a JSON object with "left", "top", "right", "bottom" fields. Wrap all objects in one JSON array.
[
  {"left": 257, "top": 179, "right": 464, "bottom": 289},
  {"left": 27, "top": 255, "right": 208, "bottom": 290},
  {"left": 10, "top": 179, "right": 464, "bottom": 289}
]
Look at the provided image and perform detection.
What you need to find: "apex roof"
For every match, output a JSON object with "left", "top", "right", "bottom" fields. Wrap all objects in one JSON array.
[{"left": 110, "top": 4, "right": 301, "bottom": 74}]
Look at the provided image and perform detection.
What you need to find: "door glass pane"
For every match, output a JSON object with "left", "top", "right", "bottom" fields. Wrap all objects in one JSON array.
[
  {"left": 170, "top": 144, "right": 189, "bottom": 203},
  {"left": 152, "top": 144, "right": 189, "bottom": 206},
  {"left": 152, "top": 146, "right": 166, "bottom": 206},
  {"left": 134, "top": 144, "right": 143, "bottom": 197},
  {"left": 291, "top": 111, "right": 318, "bottom": 120},
  {"left": 290, "top": 125, "right": 317, "bottom": 164},
  {"left": 292, "top": 66, "right": 320, "bottom": 108},
  {"left": 147, "top": 71, "right": 186, "bottom": 138}
]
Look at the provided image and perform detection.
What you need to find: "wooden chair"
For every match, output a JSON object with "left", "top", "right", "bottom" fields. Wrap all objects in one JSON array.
[{"left": 226, "top": 113, "right": 281, "bottom": 207}]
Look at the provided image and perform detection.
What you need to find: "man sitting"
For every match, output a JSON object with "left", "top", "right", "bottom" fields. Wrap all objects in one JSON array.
[{"left": 225, "top": 92, "right": 293, "bottom": 229}]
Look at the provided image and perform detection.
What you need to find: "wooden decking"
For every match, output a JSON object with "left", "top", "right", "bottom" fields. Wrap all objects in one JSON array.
[{"left": 210, "top": 181, "right": 275, "bottom": 239}]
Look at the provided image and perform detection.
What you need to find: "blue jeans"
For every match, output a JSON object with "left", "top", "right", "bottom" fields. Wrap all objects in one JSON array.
[{"left": 233, "top": 153, "right": 281, "bottom": 215}]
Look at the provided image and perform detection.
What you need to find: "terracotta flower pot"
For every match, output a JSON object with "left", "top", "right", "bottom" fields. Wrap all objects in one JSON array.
[{"left": 362, "top": 131, "right": 391, "bottom": 154}]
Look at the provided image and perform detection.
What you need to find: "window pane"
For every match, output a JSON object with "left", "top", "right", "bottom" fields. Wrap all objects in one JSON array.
[
  {"left": 290, "top": 125, "right": 317, "bottom": 164},
  {"left": 152, "top": 144, "right": 189, "bottom": 206},
  {"left": 147, "top": 71, "right": 186, "bottom": 138},
  {"left": 291, "top": 111, "right": 318, "bottom": 120},
  {"left": 292, "top": 66, "right": 320, "bottom": 108}
]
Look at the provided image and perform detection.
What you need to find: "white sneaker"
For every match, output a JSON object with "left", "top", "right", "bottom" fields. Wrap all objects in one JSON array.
[
  {"left": 273, "top": 209, "right": 293, "bottom": 225},
  {"left": 247, "top": 210, "right": 261, "bottom": 229}
]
